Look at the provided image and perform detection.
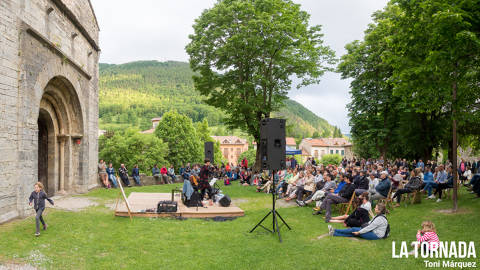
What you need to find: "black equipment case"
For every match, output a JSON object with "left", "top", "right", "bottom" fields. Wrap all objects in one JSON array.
[{"left": 156, "top": 200, "right": 178, "bottom": 213}]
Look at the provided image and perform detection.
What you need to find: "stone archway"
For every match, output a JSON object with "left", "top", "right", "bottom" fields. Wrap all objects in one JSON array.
[{"left": 37, "top": 76, "right": 84, "bottom": 196}]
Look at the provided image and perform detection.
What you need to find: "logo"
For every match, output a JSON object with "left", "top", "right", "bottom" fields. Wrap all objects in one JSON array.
[{"left": 392, "top": 241, "right": 477, "bottom": 268}]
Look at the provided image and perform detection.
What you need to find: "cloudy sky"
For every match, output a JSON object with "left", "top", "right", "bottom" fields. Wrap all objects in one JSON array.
[{"left": 90, "top": 0, "right": 389, "bottom": 133}]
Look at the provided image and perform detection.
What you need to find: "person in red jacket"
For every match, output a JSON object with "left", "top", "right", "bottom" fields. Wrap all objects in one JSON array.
[
  {"left": 160, "top": 166, "right": 171, "bottom": 184},
  {"left": 241, "top": 158, "right": 248, "bottom": 169}
]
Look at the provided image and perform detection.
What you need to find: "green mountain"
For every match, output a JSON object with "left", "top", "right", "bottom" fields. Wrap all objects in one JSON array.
[{"left": 99, "top": 60, "right": 335, "bottom": 138}]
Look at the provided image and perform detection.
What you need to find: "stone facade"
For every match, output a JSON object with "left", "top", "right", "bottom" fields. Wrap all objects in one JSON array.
[
  {"left": 212, "top": 136, "right": 249, "bottom": 166},
  {"left": 0, "top": 0, "right": 100, "bottom": 223}
]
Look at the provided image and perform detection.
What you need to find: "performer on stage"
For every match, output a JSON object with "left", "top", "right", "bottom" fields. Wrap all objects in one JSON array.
[{"left": 199, "top": 158, "right": 214, "bottom": 206}]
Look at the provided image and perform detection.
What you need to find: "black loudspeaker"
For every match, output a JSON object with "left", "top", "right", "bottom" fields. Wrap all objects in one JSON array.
[
  {"left": 204, "top": 142, "right": 214, "bottom": 163},
  {"left": 260, "top": 118, "right": 286, "bottom": 171},
  {"left": 219, "top": 194, "right": 231, "bottom": 207}
]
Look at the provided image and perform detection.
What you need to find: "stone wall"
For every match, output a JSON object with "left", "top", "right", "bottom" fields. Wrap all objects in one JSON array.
[{"left": 0, "top": 0, "right": 99, "bottom": 223}]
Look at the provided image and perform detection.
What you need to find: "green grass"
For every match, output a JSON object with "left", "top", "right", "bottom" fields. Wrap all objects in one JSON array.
[{"left": 1, "top": 184, "right": 479, "bottom": 270}]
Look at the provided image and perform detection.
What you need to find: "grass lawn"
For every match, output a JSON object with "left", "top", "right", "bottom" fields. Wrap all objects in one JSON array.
[{"left": 0, "top": 183, "right": 479, "bottom": 270}]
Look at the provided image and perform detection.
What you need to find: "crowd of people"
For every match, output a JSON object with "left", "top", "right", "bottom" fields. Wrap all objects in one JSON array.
[
  {"left": 96, "top": 155, "right": 479, "bottom": 243},
  {"left": 245, "top": 156, "right": 480, "bottom": 241}
]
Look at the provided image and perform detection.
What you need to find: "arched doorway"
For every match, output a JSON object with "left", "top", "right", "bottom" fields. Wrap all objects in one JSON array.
[{"left": 37, "top": 76, "right": 84, "bottom": 196}]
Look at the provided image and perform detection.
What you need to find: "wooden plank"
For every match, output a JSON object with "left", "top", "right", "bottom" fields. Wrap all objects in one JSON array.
[{"left": 115, "top": 192, "right": 245, "bottom": 219}]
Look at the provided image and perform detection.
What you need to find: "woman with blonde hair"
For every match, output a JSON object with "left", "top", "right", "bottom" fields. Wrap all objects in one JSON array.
[
  {"left": 28, "top": 182, "right": 54, "bottom": 236},
  {"left": 409, "top": 221, "right": 439, "bottom": 255}
]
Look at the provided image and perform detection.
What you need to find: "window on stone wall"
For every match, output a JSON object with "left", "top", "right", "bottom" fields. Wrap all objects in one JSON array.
[
  {"left": 314, "top": 150, "right": 319, "bottom": 158},
  {"left": 341, "top": 150, "right": 345, "bottom": 156},
  {"left": 330, "top": 150, "right": 333, "bottom": 154},
  {"left": 336, "top": 150, "right": 339, "bottom": 154}
]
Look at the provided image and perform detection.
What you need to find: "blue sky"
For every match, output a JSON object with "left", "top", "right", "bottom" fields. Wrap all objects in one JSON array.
[{"left": 91, "top": 0, "right": 389, "bottom": 133}]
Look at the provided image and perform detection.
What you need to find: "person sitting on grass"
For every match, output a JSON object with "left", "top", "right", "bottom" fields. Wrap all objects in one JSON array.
[
  {"left": 29, "top": 182, "right": 54, "bottom": 237},
  {"left": 393, "top": 168, "right": 422, "bottom": 207},
  {"left": 316, "top": 174, "right": 355, "bottom": 222},
  {"left": 408, "top": 221, "right": 439, "bottom": 255},
  {"left": 328, "top": 203, "right": 389, "bottom": 240},
  {"left": 328, "top": 197, "right": 370, "bottom": 227}
]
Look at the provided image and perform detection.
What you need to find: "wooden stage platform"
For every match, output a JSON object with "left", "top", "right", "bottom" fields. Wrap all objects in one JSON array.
[{"left": 115, "top": 192, "right": 245, "bottom": 218}]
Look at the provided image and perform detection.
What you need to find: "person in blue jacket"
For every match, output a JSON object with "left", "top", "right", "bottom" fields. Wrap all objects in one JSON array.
[
  {"left": 106, "top": 163, "right": 118, "bottom": 188},
  {"left": 371, "top": 171, "right": 391, "bottom": 201},
  {"left": 132, "top": 164, "right": 142, "bottom": 186}
]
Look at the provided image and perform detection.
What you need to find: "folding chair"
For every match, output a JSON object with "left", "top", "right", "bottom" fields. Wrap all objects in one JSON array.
[
  {"left": 380, "top": 186, "right": 394, "bottom": 210},
  {"left": 337, "top": 192, "right": 356, "bottom": 216}
]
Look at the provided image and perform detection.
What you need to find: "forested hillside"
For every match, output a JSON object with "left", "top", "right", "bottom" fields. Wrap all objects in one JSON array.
[{"left": 99, "top": 61, "right": 335, "bottom": 138}]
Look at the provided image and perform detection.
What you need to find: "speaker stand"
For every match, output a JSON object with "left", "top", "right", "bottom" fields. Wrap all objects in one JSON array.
[{"left": 249, "top": 170, "right": 291, "bottom": 242}]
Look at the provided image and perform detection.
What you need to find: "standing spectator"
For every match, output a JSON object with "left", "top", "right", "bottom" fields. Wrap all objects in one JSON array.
[
  {"left": 241, "top": 157, "right": 248, "bottom": 169},
  {"left": 118, "top": 164, "right": 131, "bottom": 187},
  {"left": 199, "top": 159, "right": 214, "bottom": 205},
  {"left": 291, "top": 157, "right": 297, "bottom": 169},
  {"left": 106, "top": 163, "right": 118, "bottom": 188},
  {"left": 152, "top": 164, "right": 161, "bottom": 184},
  {"left": 98, "top": 160, "right": 109, "bottom": 188},
  {"left": 131, "top": 164, "right": 141, "bottom": 186}
]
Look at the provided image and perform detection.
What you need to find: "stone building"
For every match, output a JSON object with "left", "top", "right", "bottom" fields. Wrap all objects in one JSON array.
[
  {"left": 212, "top": 136, "right": 249, "bottom": 166},
  {"left": 0, "top": 0, "right": 100, "bottom": 223},
  {"left": 299, "top": 138, "right": 353, "bottom": 160}
]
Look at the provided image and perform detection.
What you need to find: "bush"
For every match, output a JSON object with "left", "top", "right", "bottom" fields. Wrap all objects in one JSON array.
[
  {"left": 320, "top": 154, "right": 342, "bottom": 166},
  {"left": 99, "top": 129, "right": 168, "bottom": 175}
]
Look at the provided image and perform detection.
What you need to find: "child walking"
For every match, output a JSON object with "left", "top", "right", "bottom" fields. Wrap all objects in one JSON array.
[
  {"left": 409, "top": 221, "right": 439, "bottom": 255},
  {"left": 28, "top": 182, "right": 54, "bottom": 236}
]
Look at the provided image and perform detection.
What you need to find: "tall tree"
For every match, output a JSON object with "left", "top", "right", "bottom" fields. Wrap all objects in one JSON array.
[
  {"left": 186, "top": 0, "right": 335, "bottom": 171},
  {"left": 196, "top": 118, "right": 226, "bottom": 164},
  {"left": 389, "top": 0, "right": 480, "bottom": 211},
  {"left": 154, "top": 111, "right": 203, "bottom": 167}
]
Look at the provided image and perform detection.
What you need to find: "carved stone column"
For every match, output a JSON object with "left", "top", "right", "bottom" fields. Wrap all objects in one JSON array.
[{"left": 57, "top": 135, "right": 68, "bottom": 194}]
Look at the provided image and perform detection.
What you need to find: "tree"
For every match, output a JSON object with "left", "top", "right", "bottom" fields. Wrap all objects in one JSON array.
[
  {"left": 186, "top": 0, "right": 335, "bottom": 171},
  {"left": 99, "top": 129, "right": 168, "bottom": 175},
  {"left": 154, "top": 111, "right": 203, "bottom": 167},
  {"left": 195, "top": 118, "right": 227, "bottom": 164},
  {"left": 312, "top": 131, "right": 320, "bottom": 138},
  {"left": 389, "top": 0, "right": 480, "bottom": 211}
]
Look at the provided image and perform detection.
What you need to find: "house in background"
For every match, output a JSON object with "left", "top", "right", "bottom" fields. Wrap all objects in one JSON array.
[
  {"left": 253, "top": 137, "right": 297, "bottom": 150},
  {"left": 299, "top": 138, "right": 353, "bottom": 160},
  {"left": 212, "top": 136, "right": 249, "bottom": 166},
  {"left": 140, "top": 118, "right": 162, "bottom": 134}
]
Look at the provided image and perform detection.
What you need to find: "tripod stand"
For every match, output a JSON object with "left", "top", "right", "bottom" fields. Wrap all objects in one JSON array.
[{"left": 249, "top": 170, "right": 291, "bottom": 242}]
